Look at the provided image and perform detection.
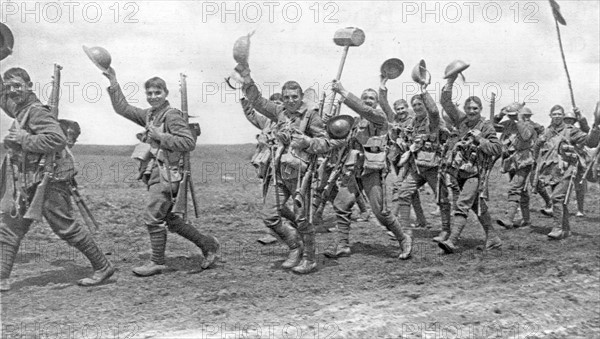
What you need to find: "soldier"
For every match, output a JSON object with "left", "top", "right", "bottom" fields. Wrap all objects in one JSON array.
[
  {"left": 379, "top": 76, "right": 428, "bottom": 228},
  {"left": 241, "top": 94, "right": 282, "bottom": 244},
  {"left": 381, "top": 77, "right": 451, "bottom": 242},
  {"left": 0, "top": 68, "right": 115, "bottom": 291},
  {"left": 494, "top": 103, "right": 537, "bottom": 229},
  {"left": 534, "top": 105, "right": 600, "bottom": 239},
  {"left": 563, "top": 108, "right": 591, "bottom": 218},
  {"left": 439, "top": 73, "right": 503, "bottom": 254},
  {"left": 238, "top": 65, "right": 332, "bottom": 274},
  {"left": 102, "top": 67, "right": 220, "bottom": 276},
  {"left": 519, "top": 108, "right": 553, "bottom": 216},
  {"left": 325, "top": 81, "right": 413, "bottom": 260}
]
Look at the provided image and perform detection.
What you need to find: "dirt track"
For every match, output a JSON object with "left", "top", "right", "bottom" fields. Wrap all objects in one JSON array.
[{"left": 1, "top": 145, "right": 599, "bottom": 339}]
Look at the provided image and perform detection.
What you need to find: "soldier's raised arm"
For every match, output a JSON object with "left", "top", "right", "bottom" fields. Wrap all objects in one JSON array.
[
  {"left": 332, "top": 80, "right": 388, "bottom": 128},
  {"left": 103, "top": 67, "right": 147, "bottom": 127},
  {"left": 440, "top": 77, "right": 465, "bottom": 128},
  {"left": 378, "top": 76, "right": 395, "bottom": 122}
]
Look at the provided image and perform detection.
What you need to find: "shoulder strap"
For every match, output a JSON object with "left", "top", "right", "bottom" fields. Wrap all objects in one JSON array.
[{"left": 299, "top": 110, "right": 312, "bottom": 135}]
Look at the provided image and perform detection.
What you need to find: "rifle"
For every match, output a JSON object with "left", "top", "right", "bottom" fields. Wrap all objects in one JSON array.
[
  {"left": 580, "top": 145, "right": 600, "bottom": 184},
  {"left": 48, "top": 63, "right": 62, "bottom": 118},
  {"left": 23, "top": 154, "right": 54, "bottom": 221},
  {"left": 294, "top": 154, "right": 317, "bottom": 224},
  {"left": 477, "top": 153, "right": 494, "bottom": 217},
  {"left": 172, "top": 73, "right": 199, "bottom": 221},
  {"left": 489, "top": 92, "right": 496, "bottom": 121},
  {"left": 564, "top": 161, "right": 578, "bottom": 206},
  {"left": 69, "top": 178, "right": 100, "bottom": 232}
]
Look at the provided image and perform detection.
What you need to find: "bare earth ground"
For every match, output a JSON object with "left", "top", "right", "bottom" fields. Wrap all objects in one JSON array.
[{"left": 1, "top": 144, "right": 599, "bottom": 339}]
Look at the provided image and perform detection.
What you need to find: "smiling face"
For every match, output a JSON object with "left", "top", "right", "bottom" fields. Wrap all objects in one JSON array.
[
  {"left": 282, "top": 88, "right": 303, "bottom": 112},
  {"left": 411, "top": 97, "right": 426, "bottom": 119},
  {"left": 3, "top": 76, "right": 32, "bottom": 106},
  {"left": 145, "top": 86, "right": 167, "bottom": 108},
  {"left": 550, "top": 110, "right": 565, "bottom": 127},
  {"left": 361, "top": 90, "right": 378, "bottom": 109},
  {"left": 393, "top": 101, "right": 409, "bottom": 120},
  {"left": 464, "top": 99, "right": 482, "bottom": 123}
]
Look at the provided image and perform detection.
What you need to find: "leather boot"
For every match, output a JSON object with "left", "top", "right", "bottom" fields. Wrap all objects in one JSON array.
[
  {"left": 386, "top": 220, "right": 412, "bottom": 260},
  {"left": 324, "top": 222, "right": 351, "bottom": 258},
  {"left": 133, "top": 228, "right": 167, "bottom": 277},
  {"left": 496, "top": 202, "right": 518, "bottom": 229},
  {"left": 292, "top": 233, "right": 317, "bottom": 274},
  {"left": 433, "top": 204, "right": 452, "bottom": 243},
  {"left": 271, "top": 221, "right": 302, "bottom": 268},
  {"left": 0, "top": 242, "right": 19, "bottom": 292},
  {"left": 480, "top": 212, "right": 502, "bottom": 250},
  {"left": 170, "top": 218, "right": 221, "bottom": 269},
  {"left": 73, "top": 236, "right": 115, "bottom": 286},
  {"left": 517, "top": 199, "right": 531, "bottom": 228},
  {"left": 548, "top": 203, "right": 570, "bottom": 240},
  {"left": 439, "top": 215, "right": 467, "bottom": 254}
]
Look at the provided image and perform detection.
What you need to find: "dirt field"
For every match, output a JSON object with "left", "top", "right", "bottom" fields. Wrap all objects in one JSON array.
[{"left": 1, "top": 144, "right": 599, "bottom": 339}]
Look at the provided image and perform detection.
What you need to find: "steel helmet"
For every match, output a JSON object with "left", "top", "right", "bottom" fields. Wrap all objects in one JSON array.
[
  {"left": 380, "top": 58, "right": 404, "bottom": 80},
  {"left": 443, "top": 60, "right": 470, "bottom": 79},
  {"left": 0, "top": 23, "right": 14, "bottom": 61},
  {"left": 504, "top": 102, "right": 524, "bottom": 115},
  {"left": 411, "top": 59, "right": 430, "bottom": 85},
  {"left": 327, "top": 115, "right": 355, "bottom": 139},
  {"left": 520, "top": 107, "right": 533, "bottom": 115},
  {"left": 83, "top": 45, "right": 112, "bottom": 72},
  {"left": 233, "top": 31, "right": 255, "bottom": 66}
]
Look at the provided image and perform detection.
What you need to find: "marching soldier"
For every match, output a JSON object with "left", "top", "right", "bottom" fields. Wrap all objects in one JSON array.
[
  {"left": 241, "top": 94, "right": 282, "bottom": 244},
  {"left": 534, "top": 105, "right": 600, "bottom": 239},
  {"left": 237, "top": 65, "right": 332, "bottom": 274},
  {"left": 439, "top": 72, "right": 503, "bottom": 254},
  {"left": 102, "top": 67, "right": 220, "bottom": 276},
  {"left": 563, "top": 108, "right": 591, "bottom": 218},
  {"left": 380, "top": 76, "right": 451, "bottom": 241},
  {"left": 494, "top": 103, "right": 537, "bottom": 229},
  {"left": 521, "top": 108, "right": 554, "bottom": 216},
  {"left": 0, "top": 68, "right": 115, "bottom": 291},
  {"left": 325, "top": 81, "right": 413, "bottom": 260},
  {"left": 379, "top": 77, "right": 429, "bottom": 228}
]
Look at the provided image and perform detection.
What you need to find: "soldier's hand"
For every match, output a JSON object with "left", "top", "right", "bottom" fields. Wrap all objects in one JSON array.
[
  {"left": 146, "top": 125, "right": 164, "bottom": 142},
  {"left": 573, "top": 107, "right": 581, "bottom": 119},
  {"left": 291, "top": 133, "right": 310, "bottom": 150},
  {"left": 4, "top": 127, "right": 27, "bottom": 148},
  {"left": 379, "top": 74, "right": 388, "bottom": 90},
  {"left": 331, "top": 80, "right": 346, "bottom": 96},
  {"left": 467, "top": 129, "right": 482, "bottom": 144},
  {"left": 102, "top": 67, "right": 118, "bottom": 87}
]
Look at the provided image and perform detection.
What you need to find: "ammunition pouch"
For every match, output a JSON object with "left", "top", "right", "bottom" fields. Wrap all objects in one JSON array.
[
  {"left": 362, "top": 135, "right": 388, "bottom": 171},
  {"left": 279, "top": 150, "right": 308, "bottom": 181},
  {"left": 451, "top": 141, "right": 479, "bottom": 175}
]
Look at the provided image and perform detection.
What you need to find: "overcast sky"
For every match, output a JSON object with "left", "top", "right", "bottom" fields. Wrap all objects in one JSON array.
[{"left": 1, "top": 0, "right": 599, "bottom": 145}]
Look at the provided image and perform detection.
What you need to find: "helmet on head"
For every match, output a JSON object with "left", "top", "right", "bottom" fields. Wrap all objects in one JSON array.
[
  {"left": 326, "top": 115, "right": 354, "bottom": 139},
  {"left": 563, "top": 110, "right": 577, "bottom": 121},
  {"left": 504, "top": 102, "right": 524, "bottom": 116},
  {"left": 83, "top": 45, "right": 112, "bottom": 72},
  {"left": 520, "top": 107, "right": 533, "bottom": 115}
]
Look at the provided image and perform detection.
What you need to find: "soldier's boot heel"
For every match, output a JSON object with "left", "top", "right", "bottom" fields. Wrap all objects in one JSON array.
[{"left": 292, "top": 234, "right": 317, "bottom": 274}]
